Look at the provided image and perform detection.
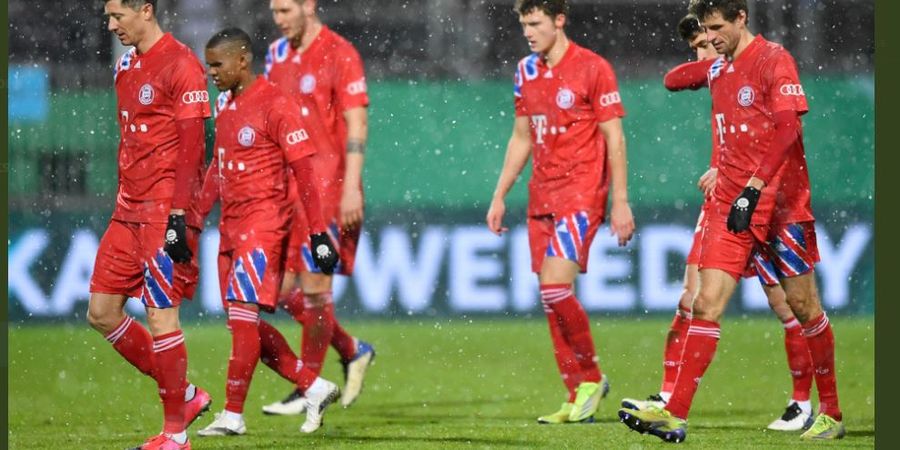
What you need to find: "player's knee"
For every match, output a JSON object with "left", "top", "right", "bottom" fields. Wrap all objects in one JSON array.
[
  {"left": 678, "top": 288, "right": 695, "bottom": 312},
  {"left": 765, "top": 286, "right": 788, "bottom": 310},
  {"left": 86, "top": 306, "right": 120, "bottom": 334},
  {"left": 691, "top": 290, "right": 724, "bottom": 323},
  {"left": 785, "top": 288, "right": 822, "bottom": 323}
]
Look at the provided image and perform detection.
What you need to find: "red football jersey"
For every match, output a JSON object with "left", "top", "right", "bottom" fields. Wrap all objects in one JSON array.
[
  {"left": 211, "top": 77, "right": 317, "bottom": 241},
  {"left": 112, "top": 33, "right": 211, "bottom": 225},
  {"left": 513, "top": 43, "right": 626, "bottom": 216},
  {"left": 265, "top": 26, "right": 369, "bottom": 203},
  {"left": 708, "top": 35, "right": 814, "bottom": 224}
]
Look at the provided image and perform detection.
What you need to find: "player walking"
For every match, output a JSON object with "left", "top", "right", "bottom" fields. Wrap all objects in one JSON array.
[
  {"left": 620, "top": 13, "right": 816, "bottom": 432},
  {"left": 261, "top": 0, "right": 376, "bottom": 415},
  {"left": 618, "top": 0, "right": 844, "bottom": 442},
  {"left": 89, "top": 1, "right": 213, "bottom": 448},
  {"left": 486, "top": 0, "right": 635, "bottom": 424},
  {"left": 195, "top": 28, "right": 341, "bottom": 436}
]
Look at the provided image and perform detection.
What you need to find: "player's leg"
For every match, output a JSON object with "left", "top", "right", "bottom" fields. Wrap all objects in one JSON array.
[
  {"left": 761, "top": 222, "right": 843, "bottom": 439},
  {"left": 763, "top": 280, "right": 815, "bottom": 430},
  {"left": 88, "top": 221, "right": 157, "bottom": 377}
]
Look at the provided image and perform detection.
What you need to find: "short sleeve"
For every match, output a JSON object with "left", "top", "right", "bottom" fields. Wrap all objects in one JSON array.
[
  {"left": 590, "top": 58, "right": 626, "bottom": 122},
  {"left": 334, "top": 42, "right": 370, "bottom": 111},
  {"left": 764, "top": 51, "right": 808, "bottom": 115},
  {"left": 268, "top": 96, "right": 317, "bottom": 163},
  {"left": 513, "top": 66, "right": 528, "bottom": 117},
  {"left": 168, "top": 55, "right": 212, "bottom": 121}
]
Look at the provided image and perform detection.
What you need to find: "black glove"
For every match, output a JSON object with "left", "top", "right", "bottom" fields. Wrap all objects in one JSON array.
[
  {"left": 164, "top": 214, "right": 193, "bottom": 263},
  {"left": 310, "top": 232, "right": 339, "bottom": 275},
  {"left": 727, "top": 186, "right": 761, "bottom": 233}
]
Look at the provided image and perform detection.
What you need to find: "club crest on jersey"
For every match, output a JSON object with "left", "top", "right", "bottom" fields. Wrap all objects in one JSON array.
[
  {"left": 738, "top": 86, "right": 755, "bottom": 107},
  {"left": 138, "top": 83, "right": 154, "bottom": 105},
  {"left": 556, "top": 88, "right": 575, "bottom": 109},
  {"left": 238, "top": 126, "right": 256, "bottom": 147},
  {"left": 300, "top": 74, "right": 316, "bottom": 93}
]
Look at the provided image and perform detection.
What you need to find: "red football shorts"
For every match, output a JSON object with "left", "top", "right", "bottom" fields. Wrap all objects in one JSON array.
[
  {"left": 90, "top": 220, "right": 199, "bottom": 309},
  {"left": 528, "top": 210, "right": 603, "bottom": 273},
  {"left": 222, "top": 231, "right": 288, "bottom": 312},
  {"left": 699, "top": 208, "right": 819, "bottom": 282},
  {"left": 686, "top": 207, "right": 708, "bottom": 265},
  {"left": 285, "top": 205, "right": 360, "bottom": 276}
]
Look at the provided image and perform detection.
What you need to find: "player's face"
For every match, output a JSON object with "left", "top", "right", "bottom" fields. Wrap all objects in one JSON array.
[
  {"left": 271, "top": 0, "right": 309, "bottom": 42},
  {"left": 519, "top": 9, "right": 564, "bottom": 54},
  {"left": 689, "top": 33, "right": 718, "bottom": 61},
  {"left": 104, "top": 0, "right": 151, "bottom": 47},
  {"left": 205, "top": 46, "right": 244, "bottom": 92},
  {"left": 702, "top": 11, "right": 746, "bottom": 56}
]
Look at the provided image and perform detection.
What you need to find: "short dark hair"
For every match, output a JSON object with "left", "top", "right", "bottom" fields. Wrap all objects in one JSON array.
[
  {"left": 689, "top": 0, "right": 749, "bottom": 23},
  {"left": 206, "top": 27, "right": 254, "bottom": 56},
  {"left": 677, "top": 14, "right": 703, "bottom": 41},
  {"left": 119, "top": 0, "right": 157, "bottom": 12},
  {"left": 514, "top": 0, "right": 568, "bottom": 18}
]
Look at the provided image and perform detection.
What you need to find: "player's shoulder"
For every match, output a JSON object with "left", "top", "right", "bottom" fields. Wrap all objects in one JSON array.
[
  {"left": 570, "top": 44, "right": 618, "bottom": 78},
  {"left": 214, "top": 91, "right": 233, "bottom": 117},
  {"left": 707, "top": 55, "right": 728, "bottom": 82},
  {"left": 515, "top": 52, "right": 541, "bottom": 81},
  {"left": 321, "top": 27, "right": 359, "bottom": 53},
  {"left": 267, "top": 37, "right": 292, "bottom": 65},
  {"left": 113, "top": 47, "right": 138, "bottom": 80},
  {"left": 756, "top": 37, "right": 797, "bottom": 66}
]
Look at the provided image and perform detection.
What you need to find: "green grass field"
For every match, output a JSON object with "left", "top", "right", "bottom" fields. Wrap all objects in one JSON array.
[{"left": 9, "top": 317, "right": 874, "bottom": 449}]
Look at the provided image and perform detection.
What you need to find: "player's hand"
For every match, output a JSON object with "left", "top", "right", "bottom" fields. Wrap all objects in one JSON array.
[
  {"left": 697, "top": 168, "right": 718, "bottom": 197},
  {"left": 164, "top": 213, "right": 193, "bottom": 263},
  {"left": 727, "top": 186, "right": 761, "bottom": 233},
  {"left": 310, "top": 232, "right": 339, "bottom": 275},
  {"left": 486, "top": 198, "right": 509, "bottom": 235},
  {"left": 340, "top": 186, "right": 364, "bottom": 230},
  {"left": 609, "top": 201, "right": 635, "bottom": 247}
]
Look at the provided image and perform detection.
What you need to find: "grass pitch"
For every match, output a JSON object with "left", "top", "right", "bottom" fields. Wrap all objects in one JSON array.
[{"left": 9, "top": 316, "right": 874, "bottom": 448}]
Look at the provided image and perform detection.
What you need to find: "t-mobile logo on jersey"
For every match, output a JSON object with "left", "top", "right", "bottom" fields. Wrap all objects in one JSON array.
[{"left": 531, "top": 115, "right": 548, "bottom": 144}]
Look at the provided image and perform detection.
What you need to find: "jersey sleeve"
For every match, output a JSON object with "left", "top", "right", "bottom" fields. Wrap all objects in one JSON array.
[
  {"left": 333, "top": 42, "right": 370, "bottom": 111},
  {"left": 764, "top": 50, "right": 808, "bottom": 115},
  {"left": 268, "top": 96, "right": 317, "bottom": 163},
  {"left": 513, "top": 65, "right": 528, "bottom": 117},
  {"left": 590, "top": 58, "right": 626, "bottom": 122},
  {"left": 167, "top": 55, "right": 212, "bottom": 121}
]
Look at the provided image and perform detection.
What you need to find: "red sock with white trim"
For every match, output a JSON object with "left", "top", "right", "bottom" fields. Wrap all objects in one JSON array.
[
  {"left": 281, "top": 288, "right": 305, "bottom": 323},
  {"left": 300, "top": 293, "right": 336, "bottom": 377},
  {"left": 258, "top": 319, "right": 303, "bottom": 384},
  {"left": 782, "top": 317, "right": 814, "bottom": 403},
  {"left": 106, "top": 316, "right": 156, "bottom": 378},
  {"left": 225, "top": 305, "right": 261, "bottom": 414},
  {"left": 153, "top": 330, "right": 187, "bottom": 435},
  {"left": 665, "top": 319, "right": 720, "bottom": 420},
  {"left": 331, "top": 321, "right": 357, "bottom": 361},
  {"left": 541, "top": 284, "right": 581, "bottom": 402},
  {"left": 802, "top": 313, "right": 842, "bottom": 420},
  {"left": 661, "top": 305, "right": 692, "bottom": 397}
]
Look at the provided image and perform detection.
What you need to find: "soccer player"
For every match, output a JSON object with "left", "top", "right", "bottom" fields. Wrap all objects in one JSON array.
[
  {"left": 261, "top": 0, "right": 375, "bottom": 414},
  {"left": 88, "top": 1, "right": 212, "bottom": 448},
  {"left": 618, "top": 0, "right": 844, "bottom": 442},
  {"left": 194, "top": 27, "right": 342, "bottom": 436},
  {"left": 619, "top": 14, "right": 816, "bottom": 432},
  {"left": 486, "top": 0, "right": 635, "bottom": 424}
]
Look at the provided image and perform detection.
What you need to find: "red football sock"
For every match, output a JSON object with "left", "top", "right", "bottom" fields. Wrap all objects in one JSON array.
[
  {"left": 802, "top": 313, "right": 842, "bottom": 421},
  {"left": 661, "top": 305, "right": 692, "bottom": 395},
  {"left": 281, "top": 288, "right": 305, "bottom": 323},
  {"left": 541, "top": 284, "right": 599, "bottom": 402},
  {"left": 106, "top": 316, "right": 156, "bottom": 378},
  {"left": 665, "top": 319, "right": 720, "bottom": 420},
  {"left": 225, "top": 305, "right": 261, "bottom": 414},
  {"left": 258, "top": 319, "right": 303, "bottom": 384},
  {"left": 782, "top": 317, "right": 814, "bottom": 402},
  {"left": 153, "top": 330, "right": 187, "bottom": 435},
  {"left": 300, "top": 293, "right": 336, "bottom": 377},
  {"left": 331, "top": 321, "right": 357, "bottom": 361}
]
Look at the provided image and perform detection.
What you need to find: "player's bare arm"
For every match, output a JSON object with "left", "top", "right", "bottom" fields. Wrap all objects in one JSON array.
[
  {"left": 599, "top": 117, "right": 634, "bottom": 247},
  {"left": 341, "top": 106, "right": 367, "bottom": 229},
  {"left": 487, "top": 116, "right": 532, "bottom": 236}
]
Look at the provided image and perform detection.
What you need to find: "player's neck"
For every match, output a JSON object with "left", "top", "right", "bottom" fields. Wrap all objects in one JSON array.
[
  {"left": 231, "top": 73, "right": 258, "bottom": 98},
  {"left": 730, "top": 31, "right": 756, "bottom": 60},
  {"left": 542, "top": 33, "right": 569, "bottom": 68},
  {"left": 292, "top": 20, "right": 323, "bottom": 52},
  {"left": 135, "top": 24, "right": 165, "bottom": 55}
]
